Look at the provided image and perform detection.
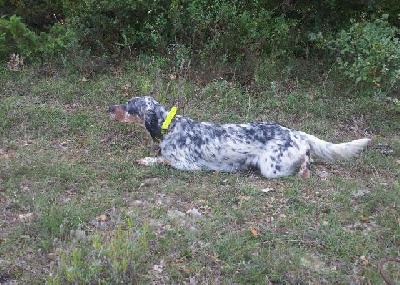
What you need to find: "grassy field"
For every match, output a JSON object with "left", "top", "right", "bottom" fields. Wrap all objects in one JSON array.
[{"left": 0, "top": 57, "right": 399, "bottom": 284}]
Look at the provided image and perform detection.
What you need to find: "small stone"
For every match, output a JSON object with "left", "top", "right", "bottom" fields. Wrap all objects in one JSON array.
[
  {"left": 167, "top": 209, "right": 185, "bottom": 220},
  {"left": 18, "top": 213, "right": 34, "bottom": 222},
  {"left": 139, "top": 177, "right": 160, "bottom": 188},
  {"left": 261, "top": 187, "right": 274, "bottom": 193},
  {"left": 351, "top": 189, "right": 370, "bottom": 198},
  {"left": 71, "top": 229, "right": 86, "bottom": 239},
  {"left": 186, "top": 208, "right": 202, "bottom": 218},
  {"left": 47, "top": 252, "right": 56, "bottom": 260},
  {"left": 316, "top": 170, "right": 329, "bottom": 178}
]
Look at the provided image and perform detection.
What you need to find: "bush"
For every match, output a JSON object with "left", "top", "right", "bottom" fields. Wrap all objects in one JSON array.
[
  {"left": 325, "top": 15, "right": 400, "bottom": 91},
  {"left": 53, "top": 0, "right": 298, "bottom": 62},
  {"left": 61, "top": 0, "right": 167, "bottom": 55},
  {"left": 0, "top": 15, "right": 78, "bottom": 62},
  {"left": 4, "top": 0, "right": 64, "bottom": 32},
  {"left": 159, "top": 0, "right": 298, "bottom": 62},
  {"left": 2, "top": 0, "right": 400, "bottom": 69},
  {"left": 0, "top": 15, "right": 40, "bottom": 60}
]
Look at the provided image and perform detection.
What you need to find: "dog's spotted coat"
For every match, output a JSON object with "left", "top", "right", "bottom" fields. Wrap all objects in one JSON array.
[{"left": 109, "top": 96, "right": 370, "bottom": 178}]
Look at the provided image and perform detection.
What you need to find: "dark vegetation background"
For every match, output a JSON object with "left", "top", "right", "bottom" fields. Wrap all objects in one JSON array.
[{"left": 1, "top": 0, "right": 399, "bottom": 95}]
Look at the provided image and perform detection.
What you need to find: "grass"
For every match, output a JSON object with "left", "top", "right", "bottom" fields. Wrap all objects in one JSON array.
[{"left": 0, "top": 56, "right": 399, "bottom": 284}]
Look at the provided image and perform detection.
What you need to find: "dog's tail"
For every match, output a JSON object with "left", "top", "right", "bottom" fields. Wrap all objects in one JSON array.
[{"left": 300, "top": 133, "right": 371, "bottom": 162}]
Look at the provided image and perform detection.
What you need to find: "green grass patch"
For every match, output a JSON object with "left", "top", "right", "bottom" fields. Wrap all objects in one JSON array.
[
  {"left": 47, "top": 217, "right": 151, "bottom": 284},
  {"left": 0, "top": 59, "right": 399, "bottom": 284}
]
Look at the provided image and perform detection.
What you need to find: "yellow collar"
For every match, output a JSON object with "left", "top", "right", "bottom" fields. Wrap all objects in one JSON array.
[{"left": 160, "top": 106, "right": 177, "bottom": 136}]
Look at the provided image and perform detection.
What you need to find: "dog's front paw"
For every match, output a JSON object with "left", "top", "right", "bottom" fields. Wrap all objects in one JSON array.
[
  {"left": 137, "top": 157, "right": 159, "bottom": 166},
  {"left": 150, "top": 143, "right": 161, "bottom": 157},
  {"left": 137, "top": 157, "right": 171, "bottom": 166}
]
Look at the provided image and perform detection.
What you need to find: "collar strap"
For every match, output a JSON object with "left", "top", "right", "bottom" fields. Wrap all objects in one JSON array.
[{"left": 161, "top": 106, "right": 177, "bottom": 136}]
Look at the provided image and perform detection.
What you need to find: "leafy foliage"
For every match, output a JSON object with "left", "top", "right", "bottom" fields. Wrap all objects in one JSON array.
[
  {"left": 0, "top": 15, "right": 77, "bottom": 61},
  {"left": 0, "top": 15, "right": 40, "bottom": 59},
  {"left": 166, "top": 0, "right": 297, "bottom": 61},
  {"left": 247, "top": 0, "right": 400, "bottom": 35},
  {"left": 57, "top": 0, "right": 297, "bottom": 62},
  {"left": 329, "top": 15, "right": 400, "bottom": 90},
  {"left": 1, "top": 1, "right": 399, "bottom": 66},
  {"left": 1, "top": 0, "right": 399, "bottom": 96}
]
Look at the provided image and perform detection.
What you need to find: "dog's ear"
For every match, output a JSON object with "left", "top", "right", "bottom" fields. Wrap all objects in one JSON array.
[{"left": 144, "top": 110, "right": 162, "bottom": 140}]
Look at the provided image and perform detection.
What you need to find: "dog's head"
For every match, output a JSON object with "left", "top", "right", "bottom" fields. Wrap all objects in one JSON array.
[
  {"left": 108, "top": 104, "right": 141, "bottom": 124},
  {"left": 109, "top": 96, "right": 164, "bottom": 122},
  {"left": 108, "top": 96, "right": 167, "bottom": 140}
]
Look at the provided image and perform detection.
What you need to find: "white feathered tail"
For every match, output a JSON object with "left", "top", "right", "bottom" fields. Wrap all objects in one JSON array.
[{"left": 300, "top": 133, "right": 371, "bottom": 162}]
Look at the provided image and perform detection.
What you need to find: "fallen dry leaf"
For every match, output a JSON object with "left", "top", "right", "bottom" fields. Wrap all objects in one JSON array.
[
  {"left": 249, "top": 227, "right": 260, "bottom": 237},
  {"left": 96, "top": 214, "right": 108, "bottom": 222},
  {"left": 0, "top": 148, "right": 12, "bottom": 159},
  {"left": 359, "top": 255, "right": 369, "bottom": 266},
  {"left": 239, "top": 195, "right": 251, "bottom": 201}
]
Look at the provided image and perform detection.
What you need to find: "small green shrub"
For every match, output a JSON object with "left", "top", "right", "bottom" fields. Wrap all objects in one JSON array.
[
  {"left": 0, "top": 15, "right": 78, "bottom": 61},
  {"left": 61, "top": 0, "right": 165, "bottom": 54},
  {"left": 0, "top": 15, "right": 40, "bottom": 59},
  {"left": 48, "top": 218, "right": 150, "bottom": 284},
  {"left": 41, "top": 22, "right": 79, "bottom": 59},
  {"left": 321, "top": 15, "right": 400, "bottom": 91},
  {"left": 168, "top": 0, "right": 298, "bottom": 62}
]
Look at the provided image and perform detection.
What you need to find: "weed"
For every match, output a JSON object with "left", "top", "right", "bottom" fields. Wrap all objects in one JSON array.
[{"left": 47, "top": 217, "right": 150, "bottom": 284}]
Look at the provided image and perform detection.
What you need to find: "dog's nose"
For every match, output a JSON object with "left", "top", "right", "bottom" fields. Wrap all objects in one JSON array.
[{"left": 108, "top": 105, "right": 116, "bottom": 113}]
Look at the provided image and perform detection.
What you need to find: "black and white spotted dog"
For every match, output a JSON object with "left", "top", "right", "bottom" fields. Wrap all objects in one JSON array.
[{"left": 109, "top": 96, "right": 370, "bottom": 178}]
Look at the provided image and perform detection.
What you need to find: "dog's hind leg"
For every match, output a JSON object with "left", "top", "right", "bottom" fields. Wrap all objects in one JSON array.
[
  {"left": 259, "top": 143, "right": 311, "bottom": 178},
  {"left": 258, "top": 154, "right": 287, "bottom": 178},
  {"left": 298, "top": 149, "right": 311, "bottom": 178}
]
